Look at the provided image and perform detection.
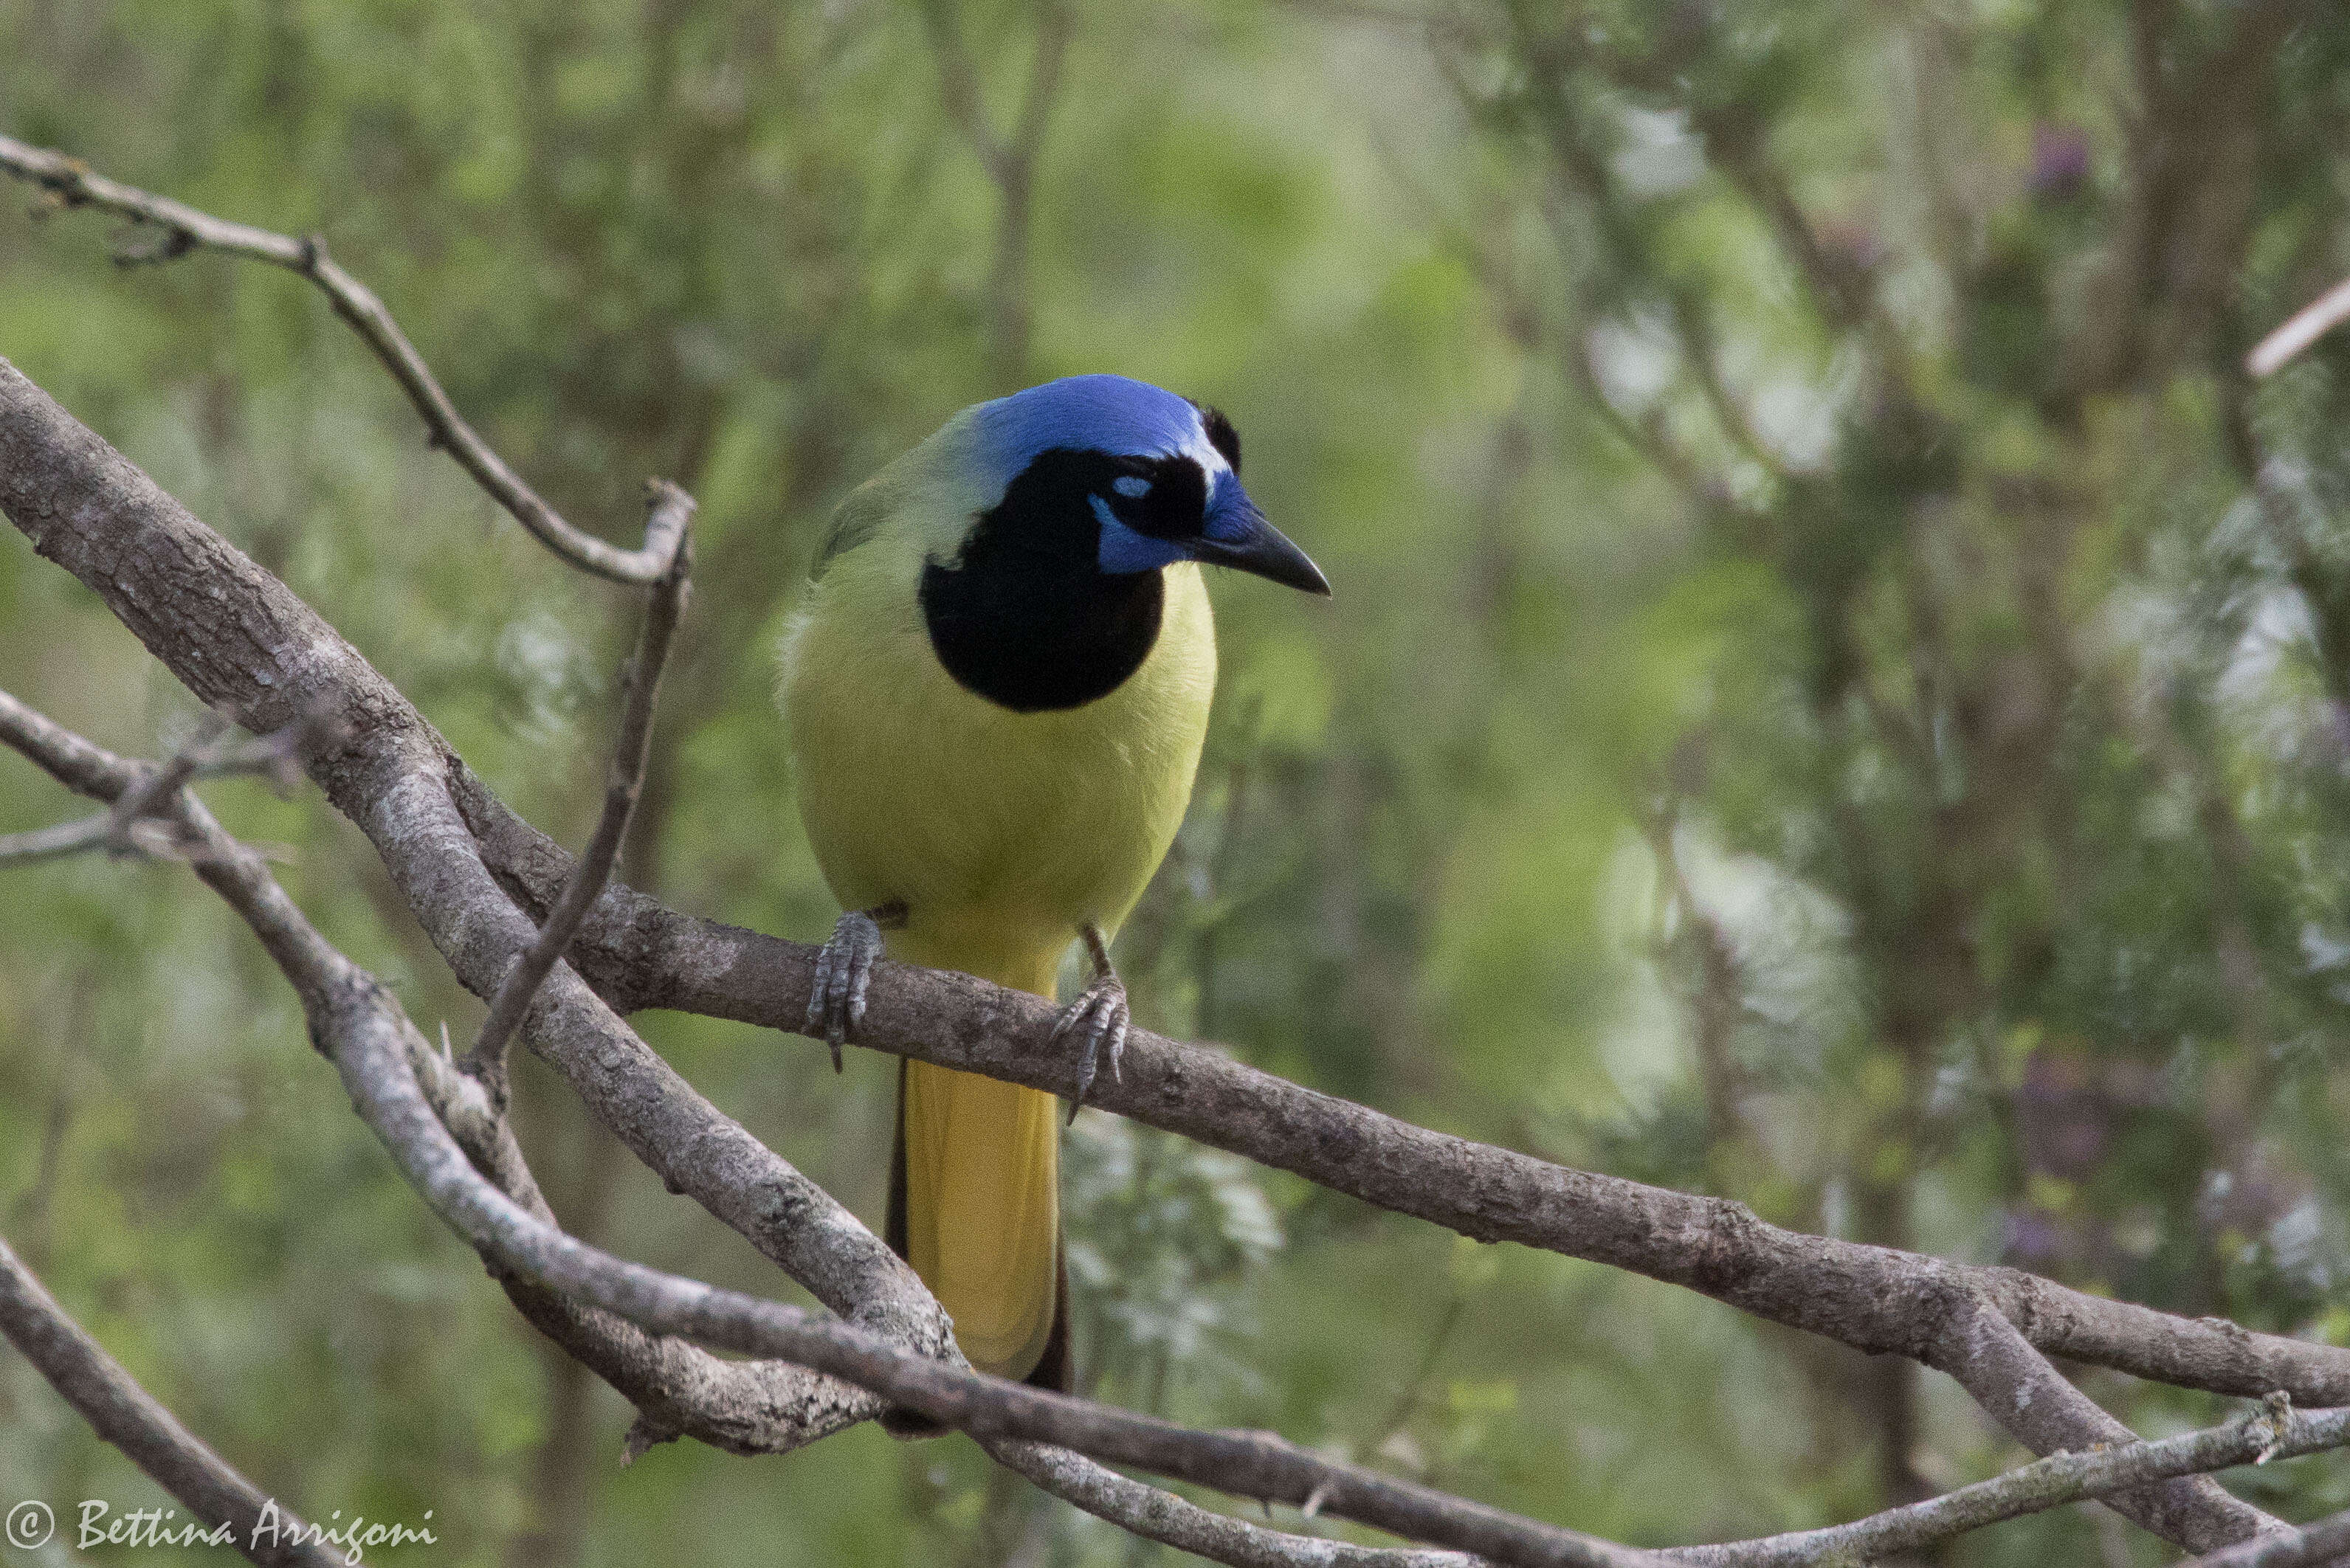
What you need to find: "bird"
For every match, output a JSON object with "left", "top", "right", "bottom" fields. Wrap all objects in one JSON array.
[{"left": 777, "top": 373, "right": 1329, "bottom": 1395}]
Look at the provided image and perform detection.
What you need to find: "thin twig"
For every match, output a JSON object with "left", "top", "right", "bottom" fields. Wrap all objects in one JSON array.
[
  {"left": 0, "top": 708, "right": 312, "bottom": 866},
  {"left": 466, "top": 482, "right": 695, "bottom": 1091},
  {"left": 1673, "top": 1395, "right": 2337, "bottom": 1567},
  {"left": 0, "top": 810, "right": 118, "bottom": 863},
  {"left": 920, "top": 0, "right": 1013, "bottom": 181},
  {"left": 985, "top": 1440, "right": 1478, "bottom": 1568},
  {"left": 916, "top": 0, "right": 1069, "bottom": 381},
  {"left": 0, "top": 134, "right": 687, "bottom": 585},
  {"left": 0, "top": 1233, "right": 345, "bottom": 1568},
  {"left": 2247, "top": 276, "right": 2350, "bottom": 378},
  {"left": 1667, "top": 291, "right": 1791, "bottom": 483},
  {"left": 101, "top": 709, "right": 231, "bottom": 852}
]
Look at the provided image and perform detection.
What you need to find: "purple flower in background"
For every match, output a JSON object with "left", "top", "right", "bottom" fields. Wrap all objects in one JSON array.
[{"left": 2031, "top": 124, "right": 2091, "bottom": 200}]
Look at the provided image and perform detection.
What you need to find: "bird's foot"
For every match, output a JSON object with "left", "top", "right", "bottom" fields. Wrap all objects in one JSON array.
[
  {"left": 805, "top": 903, "right": 901, "bottom": 1071},
  {"left": 1050, "top": 926, "right": 1128, "bottom": 1122}
]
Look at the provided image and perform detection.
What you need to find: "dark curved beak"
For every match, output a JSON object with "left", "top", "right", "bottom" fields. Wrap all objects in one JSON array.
[{"left": 1190, "top": 497, "right": 1332, "bottom": 597}]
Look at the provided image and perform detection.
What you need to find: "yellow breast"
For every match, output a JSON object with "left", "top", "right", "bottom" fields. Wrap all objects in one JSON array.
[{"left": 779, "top": 529, "right": 1215, "bottom": 978}]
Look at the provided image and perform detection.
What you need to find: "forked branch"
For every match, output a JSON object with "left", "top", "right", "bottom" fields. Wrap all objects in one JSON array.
[
  {"left": 0, "top": 686, "right": 1646, "bottom": 1568},
  {"left": 4, "top": 135, "right": 2349, "bottom": 1563},
  {"left": 466, "top": 480, "right": 695, "bottom": 1093},
  {"left": 0, "top": 134, "right": 688, "bottom": 584}
]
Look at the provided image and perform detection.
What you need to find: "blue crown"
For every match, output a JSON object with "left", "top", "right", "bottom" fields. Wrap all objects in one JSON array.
[{"left": 970, "top": 375, "right": 1204, "bottom": 491}]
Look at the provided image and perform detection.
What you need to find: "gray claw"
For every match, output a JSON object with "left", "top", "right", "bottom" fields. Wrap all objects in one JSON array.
[
  {"left": 1050, "top": 975, "right": 1129, "bottom": 1122},
  {"left": 806, "top": 909, "right": 884, "bottom": 1071}
]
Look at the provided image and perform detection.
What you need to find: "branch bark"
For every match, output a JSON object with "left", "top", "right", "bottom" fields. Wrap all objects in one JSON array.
[
  {"left": 483, "top": 794, "right": 2350, "bottom": 1412},
  {"left": 1922, "top": 1290, "right": 2277, "bottom": 1548},
  {"left": 0, "top": 683, "right": 1647, "bottom": 1568},
  {"left": 2174, "top": 1507, "right": 2350, "bottom": 1568},
  {"left": 1673, "top": 1395, "right": 2338, "bottom": 1568},
  {"left": 0, "top": 352, "right": 2334, "bottom": 1558},
  {"left": 467, "top": 483, "right": 695, "bottom": 1091}
]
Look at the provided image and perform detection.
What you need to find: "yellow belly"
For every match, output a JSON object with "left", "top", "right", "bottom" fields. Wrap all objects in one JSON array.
[{"left": 780, "top": 539, "right": 1214, "bottom": 1377}]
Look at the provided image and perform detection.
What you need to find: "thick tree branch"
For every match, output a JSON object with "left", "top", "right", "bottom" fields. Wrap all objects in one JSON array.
[
  {"left": 2, "top": 352, "right": 2342, "bottom": 1552},
  {"left": 0, "top": 694, "right": 1647, "bottom": 1568},
  {"left": 1922, "top": 1291, "right": 2276, "bottom": 1547},
  {"left": 0, "top": 685, "right": 889, "bottom": 1463},
  {"left": 0, "top": 356, "right": 955, "bottom": 1389},
  {"left": 487, "top": 802, "right": 2350, "bottom": 1413},
  {"left": 0, "top": 135, "right": 687, "bottom": 585}
]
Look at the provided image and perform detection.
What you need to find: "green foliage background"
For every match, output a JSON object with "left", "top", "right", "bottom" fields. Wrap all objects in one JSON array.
[{"left": 7, "top": 1, "right": 2350, "bottom": 1563}]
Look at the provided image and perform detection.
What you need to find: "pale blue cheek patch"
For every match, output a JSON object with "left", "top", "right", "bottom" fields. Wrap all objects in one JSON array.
[
  {"left": 1113, "top": 475, "right": 1153, "bottom": 499},
  {"left": 1092, "top": 496, "right": 1188, "bottom": 573}
]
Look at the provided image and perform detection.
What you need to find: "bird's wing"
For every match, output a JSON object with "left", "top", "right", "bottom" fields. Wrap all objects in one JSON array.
[{"left": 811, "top": 480, "right": 890, "bottom": 578}]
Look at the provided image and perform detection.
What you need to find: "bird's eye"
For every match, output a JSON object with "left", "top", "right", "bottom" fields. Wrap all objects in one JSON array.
[{"left": 1092, "top": 452, "right": 1206, "bottom": 540}]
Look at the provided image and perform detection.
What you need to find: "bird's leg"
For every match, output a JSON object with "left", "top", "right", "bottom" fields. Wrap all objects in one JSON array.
[
  {"left": 804, "top": 899, "right": 907, "bottom": 1071},
  {"left": 1050, "top": 923, "right": 1129, "bottom": 1122}
]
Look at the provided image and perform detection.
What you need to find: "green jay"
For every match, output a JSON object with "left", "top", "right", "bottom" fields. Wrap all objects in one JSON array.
[{"left": 780, "top": 374, "right": 1327, "bottom": 1390}]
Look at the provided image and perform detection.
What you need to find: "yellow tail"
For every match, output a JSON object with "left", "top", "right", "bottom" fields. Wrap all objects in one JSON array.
[{"left": 886, "top": 947, "right": 1069, "bottom": 1387}]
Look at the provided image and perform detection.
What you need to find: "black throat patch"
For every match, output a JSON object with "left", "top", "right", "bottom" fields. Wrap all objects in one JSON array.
[{"left": 920, "top": 448, "right": 1176, "bottom": 713}]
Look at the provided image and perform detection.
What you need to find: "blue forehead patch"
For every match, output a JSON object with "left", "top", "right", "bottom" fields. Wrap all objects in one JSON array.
[{"left": 968, "top": 375, "right": 1204, "bottom": 492}]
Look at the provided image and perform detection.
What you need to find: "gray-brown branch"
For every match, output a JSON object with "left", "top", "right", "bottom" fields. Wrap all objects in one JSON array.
[
  {"left": 467, "top": 482, "right": 694, "bottom": 1089},
  {"left": 486, "top": 810, "right": 2350, "bottom": 1415},
  {"left": 0, "top": 350, "right": 2318, "bottom": 1554},
  {"left": 0, "top": 1227, "right": 342, "bottom": 1567},
  {"left": 2174, "top": 1506, "right": 2350, "bottom": 1568},
  {"left": 0, "top": 688, "right": 1646, "bottom": 1568},
  {"left": 0, "top": 684, "right": 888, "bottom": 1464},
  {"left": 0, "top": 691, "right": 1393, "bottom": 1565},
  {"left": 1674, "top": 1395, "right": 2340, "bottom": 1567}
]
